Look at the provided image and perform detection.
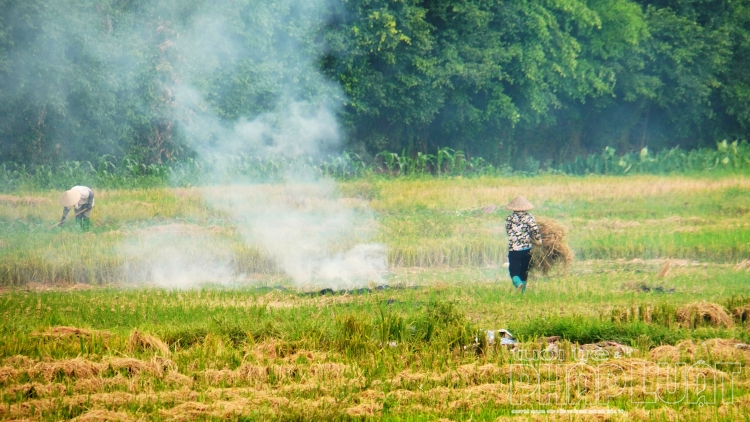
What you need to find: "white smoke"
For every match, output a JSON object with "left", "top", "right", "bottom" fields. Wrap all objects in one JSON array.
[
  {"left": 174, "top": 87, "right": 341, "bottom": 160},
  {"left": 203, "top": 182, "right": 386, "bottom": 290},
  {"left": 119, "top": 0, "right": 386, "bottom": 289},
  {"left": 121, "top": 225, "right": 235, "bottom": 289}
]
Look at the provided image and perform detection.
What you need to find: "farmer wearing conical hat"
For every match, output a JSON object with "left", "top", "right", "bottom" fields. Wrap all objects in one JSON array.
[
  {"left": 59, "top": 186, "right": 95, "bottom": 230},
  {"left": 505, "top": 196, "right": 540, "bottom": 293}
]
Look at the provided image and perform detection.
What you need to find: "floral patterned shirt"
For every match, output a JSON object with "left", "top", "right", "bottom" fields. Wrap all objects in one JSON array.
[{"left": 505, "top": 212, "right": 541, "bottom": 251}]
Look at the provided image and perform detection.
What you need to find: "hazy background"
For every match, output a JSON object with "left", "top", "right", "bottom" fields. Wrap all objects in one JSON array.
[{"left": 2, "top": 0, "right": 748, "bottom": 171}]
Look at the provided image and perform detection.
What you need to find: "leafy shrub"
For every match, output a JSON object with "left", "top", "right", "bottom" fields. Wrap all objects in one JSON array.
[{"left": 2, "top": 140, "right": 749, "bottom": 192}]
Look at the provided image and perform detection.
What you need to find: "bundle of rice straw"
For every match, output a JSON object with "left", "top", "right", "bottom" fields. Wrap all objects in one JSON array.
[
  {"left": 530, "top": 217, "right": 574, "bottom": 275},
  {"left": 127, "top": 329, "right": 171, "bottom": 356},
  {"left": 676, "top": 301, "right": 733, "bottom": 328}
]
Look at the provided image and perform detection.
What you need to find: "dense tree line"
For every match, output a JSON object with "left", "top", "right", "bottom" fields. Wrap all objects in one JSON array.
[{"left": 1, "top": 0, "right": 749, "bottom": 169}]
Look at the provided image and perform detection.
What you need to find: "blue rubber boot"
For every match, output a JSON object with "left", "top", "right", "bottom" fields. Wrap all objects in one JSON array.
[
  {"left": 512, "top": 276, "right": 522, "bottom": 289},
  {"left": 520, "top": 281, "right": 527, "bottom": 293}
]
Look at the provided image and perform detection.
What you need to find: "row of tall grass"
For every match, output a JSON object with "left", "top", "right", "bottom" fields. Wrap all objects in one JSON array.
[{"left": 3, "top": 141, "right": 749, "bottom": 192}]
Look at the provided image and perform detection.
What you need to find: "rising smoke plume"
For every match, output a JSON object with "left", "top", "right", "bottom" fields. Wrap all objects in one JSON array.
[{"left": 119, "top": 0, "right": 386, "bottom": 289}]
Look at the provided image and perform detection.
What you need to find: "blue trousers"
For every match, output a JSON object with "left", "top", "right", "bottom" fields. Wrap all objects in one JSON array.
[{"left": 508, "top": 249, "right": 532, "bottom": 282}]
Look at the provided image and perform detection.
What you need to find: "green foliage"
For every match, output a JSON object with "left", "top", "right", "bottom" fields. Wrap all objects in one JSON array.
[
  {"left": 333, "top": 313, "right": 373, "bottom": 356},
  {"left": 328, "top": 0, "right": 617, "bottom": 158},
  {"left": 0, "top": 157, "right": 169, "bottom": 192},
  {"left": 3, "top": 0, "right": 750, "bottom": 169},
  {"left": 415, "top": 300, "right": 476, "bottom": 348},
  {"left": 511, "top": 315, "right": 686, "bottom": 345},
  {"left": 559, "top": 140, "right": 750, "bottom": 175},
  {"left": 3, "top": 140, "right": 750, "bottom": 193}
]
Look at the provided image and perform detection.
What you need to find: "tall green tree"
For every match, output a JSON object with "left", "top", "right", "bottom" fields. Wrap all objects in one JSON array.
[
  {"left": 1, "top": 0, "right": 749, "bottom": 169},
  {"left": 326, "top": 0, "right": 622, "bottom": 161}
]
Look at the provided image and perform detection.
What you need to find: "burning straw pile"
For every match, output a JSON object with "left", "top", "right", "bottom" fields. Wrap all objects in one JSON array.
[{"left": 531, "top": 217, "right": 574, "bottom": 275}]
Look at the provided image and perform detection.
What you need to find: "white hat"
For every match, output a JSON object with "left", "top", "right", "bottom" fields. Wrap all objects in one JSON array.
[
  {"left": 505, "top": 195, "right": 534, "bottom": 211},
  {"left": 59, "top": 189, "right": 82, "bottom": 207}
]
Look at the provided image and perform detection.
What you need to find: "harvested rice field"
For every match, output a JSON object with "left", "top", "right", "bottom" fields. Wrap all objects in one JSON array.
[{"left": 2, "top": 175, "right": 750, "bottom": 420}]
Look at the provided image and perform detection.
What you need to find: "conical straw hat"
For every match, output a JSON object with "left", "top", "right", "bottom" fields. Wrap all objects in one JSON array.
[
  {"left": 60, "top": 189, "right": 82, "bottom": 207},
  {"left": 505, "top": 195, "right": 534, "bottom": 211}
]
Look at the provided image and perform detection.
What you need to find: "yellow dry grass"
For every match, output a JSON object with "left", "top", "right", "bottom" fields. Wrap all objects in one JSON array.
[
  {"left": 71, "top": 409, "right": 135, "bottom": 422},
  {"left": 657, "top": 260, "right": 672, "bottom": 277},
  {"left": 308, "top": 362, "right": 350, "bottom": 379},
  {"left": 531, "top": 217, "right": 574, "bottom": 275},
  {"left": 370, "top": 176, "right": 750, "bottom": 211},
  {"left": 1, "top": 305, "right": 749, "bottom": 421},
  {"left": 648, "top": 338, "right": 750, "bottom": 363},
  {"left": 73, "top": 374, "right": 135, "bottom": 394},
  {"left": 0, "top": 388, "right": 200, "bottom": 419},
  {"left": 700, "top": 338, "right": 748, "bottom": 361},
  {"left": 676, "top": 302, "right": 734, "bottom": 328},
  {"left": 0, "top": 194, "right": 51, "bottom": 207},
  {"left": 735, "top": 258, "right": 750, "bottom": 270},
  {"left": 3, "top": 381, "right": 67, "bottom": 398},
  {"left": 164, "top": 370, "right": 194, "bottom": 388},
  {"left": 159, "top": 400, "right": 247, "bottom": 421},
  {"left": 0, "top": 366, "right": 18, "bottom": 384},
  {"left": 127, "top": 329, "right": 171, "bottom": 356},
  {"left": 0, "top": 355, "right": 180, "bottom": 398},
  {"left": 200, "top": 363, "right": 284, "bottom": 386},
  {"left": 109, "top": 356, "right": 176, "bottom": 377},
  {"left": 28, "top": 357, "right": 104, "bottom": 382},
  {"left": 649, "top": 345, "right": 682, "bottom": 362},
  {"left": 345, "top": 402, "right": 381, "bottom": 417},
  {"left": 32, "top": 326, "right": 111, "bottom": 339},
  {"left": 2, "top": 354, "right": 30, "bottom": 365}
]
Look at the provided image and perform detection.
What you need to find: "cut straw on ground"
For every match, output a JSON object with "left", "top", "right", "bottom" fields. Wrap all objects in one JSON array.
[{"left": 676, "top": 301, "right": 734, "bottom": 328}]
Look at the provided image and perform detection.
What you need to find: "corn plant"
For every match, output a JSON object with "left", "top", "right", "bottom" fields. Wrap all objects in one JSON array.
[
  {"left": 436, "top": 147, "right": 453, "bottom": 175},
  {"left": 396, "top": 149, "right": 411, "bottom": 175},
  {"left": 559, "top": 140, "right": 750, "bottom": 175},
  {"left": 414, "top": 152, "right": 435, "bottom": 175},
  {"left": 377, "top": 151, "right": 399, "bottom": 175}
]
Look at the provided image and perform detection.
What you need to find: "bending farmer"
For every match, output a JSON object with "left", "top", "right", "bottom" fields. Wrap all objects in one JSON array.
[
  {"left": 504, "top": 196, "right": 541, "bottom": 293},
  {"left": 59, "top": 186, "right": 95, "bottom": 230}
]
